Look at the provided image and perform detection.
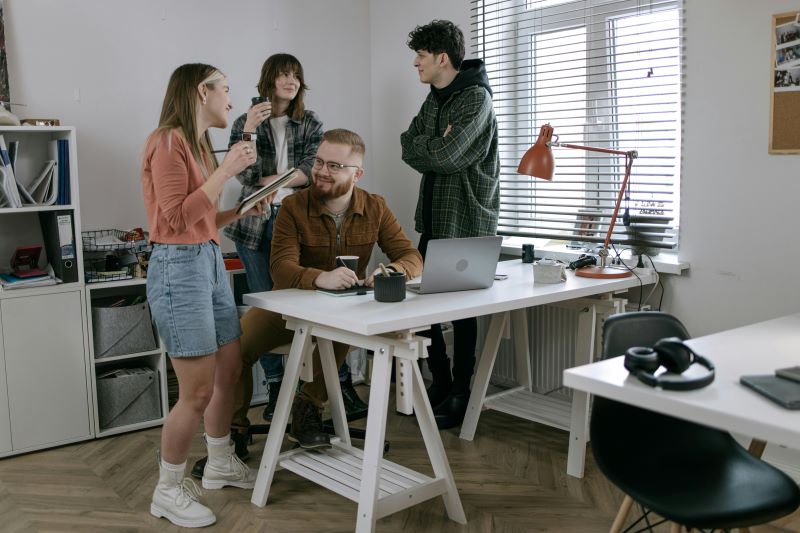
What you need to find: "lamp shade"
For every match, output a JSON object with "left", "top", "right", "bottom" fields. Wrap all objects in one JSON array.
[{"left": 517, "top": 123, "right": 554, "bottom": 180}]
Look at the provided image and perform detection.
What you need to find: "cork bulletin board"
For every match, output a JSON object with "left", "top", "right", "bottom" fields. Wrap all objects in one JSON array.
[{"left": 771, "top": 12, "right": 800, "bottom": 153}]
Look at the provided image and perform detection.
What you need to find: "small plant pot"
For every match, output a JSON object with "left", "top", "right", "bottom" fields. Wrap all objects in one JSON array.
[{"left": 374, "top": 272, "right": 407, "bottom": 302}]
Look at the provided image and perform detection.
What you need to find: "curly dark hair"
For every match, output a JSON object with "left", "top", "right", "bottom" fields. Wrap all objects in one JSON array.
[{"left": 406, "top": 20, "right": 465, "bottom": 69}]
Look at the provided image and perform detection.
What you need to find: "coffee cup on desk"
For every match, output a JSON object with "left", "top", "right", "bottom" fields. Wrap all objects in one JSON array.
[{"left": 336, "top": 255, "right": 359, "bottom": 271}]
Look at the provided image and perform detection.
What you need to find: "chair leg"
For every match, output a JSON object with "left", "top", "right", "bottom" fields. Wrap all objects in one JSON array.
[
  {"left": 610, "top": 495, "right": 634, "bottom": 533},
  {"left": 747, "top": 439, "right": 767, "bottom": 458},
  {"left": 669, "top": 524, "right": 681, "bottom": 533}
]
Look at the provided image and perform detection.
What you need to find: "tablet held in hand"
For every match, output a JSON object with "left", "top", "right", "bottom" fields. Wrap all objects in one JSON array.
[{"left": 236, "top": 167, "right": 297, "bottom": 215}]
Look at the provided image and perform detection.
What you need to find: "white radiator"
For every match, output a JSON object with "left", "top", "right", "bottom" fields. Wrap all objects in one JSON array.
[{"left": 480, "top": 300, "right": 620, "bottom": 401}]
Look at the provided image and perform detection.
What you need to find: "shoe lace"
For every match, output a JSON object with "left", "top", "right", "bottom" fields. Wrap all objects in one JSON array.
[
  {"left": 176, "top": 478, "right": 203, "bottom": 506},
  {"left": 229, "top": 452, "right": 251, "bottom": 478}
]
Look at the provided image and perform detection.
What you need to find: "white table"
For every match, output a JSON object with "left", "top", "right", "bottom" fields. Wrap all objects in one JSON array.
[
  {"left": 244, "top": 260, "right": 656, "bottom": 531},
  {"left": 563, "top": 312, "right": 800, "bottom": 464}
]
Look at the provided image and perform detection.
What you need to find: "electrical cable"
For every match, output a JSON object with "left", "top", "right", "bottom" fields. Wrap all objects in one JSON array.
[
  {"left": 638, "top": 253, "right": 666, "bottom": 311},
  {"left": 641, "top": 253, "right": 660, "bottom": 305},
  {"left": 612, "top": 244, "right": 643, "bottom": 310}
]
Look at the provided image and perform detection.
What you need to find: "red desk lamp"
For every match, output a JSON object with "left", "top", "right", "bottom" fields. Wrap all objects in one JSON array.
[{"left": 517, "top": 123, "right": 637, "bottom": 279}]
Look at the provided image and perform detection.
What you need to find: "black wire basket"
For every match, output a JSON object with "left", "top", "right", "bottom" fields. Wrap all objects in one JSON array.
[{"left": 82, "top": 229, "right": 150, "bottom": 283}]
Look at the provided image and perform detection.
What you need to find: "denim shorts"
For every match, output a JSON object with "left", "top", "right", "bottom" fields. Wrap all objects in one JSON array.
[{"left": 147, "top": 241, "right": 242, "bottom": 357}]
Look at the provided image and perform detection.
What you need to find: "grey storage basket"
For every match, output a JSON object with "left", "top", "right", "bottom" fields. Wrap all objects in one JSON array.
[
  {"left": 96, "top": 367, "right": 161, "bottom": 429},
  {"left": 92, "top": 302, "right": 157, "bottom": 358}
]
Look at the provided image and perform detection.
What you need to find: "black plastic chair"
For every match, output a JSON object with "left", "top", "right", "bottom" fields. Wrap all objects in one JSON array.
[{"left": 591, "top": 312, "right": 800, "bottom": 532}]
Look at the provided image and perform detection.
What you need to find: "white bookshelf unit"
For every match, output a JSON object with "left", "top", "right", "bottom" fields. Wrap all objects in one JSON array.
[
  {"left": 0, "top": 126, "right": 93, "bottom": 457},
  {"left": 85, "top": 278, "right": 168, "bottom": 438}
]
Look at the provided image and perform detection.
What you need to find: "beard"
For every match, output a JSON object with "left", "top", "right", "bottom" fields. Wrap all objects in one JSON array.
[{"left": 310, "top": 175, "right": 354, "bottom": 202}]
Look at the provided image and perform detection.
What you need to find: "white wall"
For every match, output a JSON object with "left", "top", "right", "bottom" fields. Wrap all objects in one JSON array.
[
  {"left": 4, "top": 0, "right": 370, "bottom": 246},
  {"left": 670, "top": 0, "right": 800, "bottom": 336},
  {"left": 7, "top": 0, "right": 800, "bottom": 338}
]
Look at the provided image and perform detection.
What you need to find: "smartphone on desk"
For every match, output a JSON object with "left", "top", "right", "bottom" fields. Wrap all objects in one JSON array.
[{"left": 776, "top": 366, "right": 800, "bottom": 384}]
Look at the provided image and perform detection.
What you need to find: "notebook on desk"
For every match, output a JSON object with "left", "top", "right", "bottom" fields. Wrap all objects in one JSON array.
[
  {"left": 316, "top": 285, "right": 373, "bottom": 297},
  {"left": 740, "top": 375, "right": 800, "bottom": 409},
  {"left": 407, "top": 236, "right": 503, "bottom": 294}
]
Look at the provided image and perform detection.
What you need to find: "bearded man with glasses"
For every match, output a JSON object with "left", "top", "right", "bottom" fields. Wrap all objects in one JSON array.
[{"left": 226, "top": 128, "right": 422, "bottom": 450}]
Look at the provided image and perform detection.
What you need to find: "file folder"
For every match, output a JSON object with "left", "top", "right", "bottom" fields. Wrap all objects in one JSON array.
[
  {"left": 56, "top": 139, "right": 70, "bottom": 205},
  {"left": 39, "top": 210, "right": 78, "bottom": 282},
  {"left": 0, "top": 135, "right": 22, "bottom": 207}
]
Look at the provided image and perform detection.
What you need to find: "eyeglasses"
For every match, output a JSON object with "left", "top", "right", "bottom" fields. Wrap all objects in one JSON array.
[{"left": 312, "top": 157, "right": 361, "bottom": 174}]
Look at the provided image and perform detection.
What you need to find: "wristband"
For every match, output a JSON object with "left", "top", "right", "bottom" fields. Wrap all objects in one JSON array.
[{"left": 240, "top": 132, "right": 257, "bottom": 142}]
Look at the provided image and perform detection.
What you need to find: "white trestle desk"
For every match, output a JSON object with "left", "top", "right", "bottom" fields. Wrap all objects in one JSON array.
[
  {"left": 243, "top": 259, "right": 656, "bottom": 531},
  {"left": 563, "top": 312, "right": 800, "bottom": 461}
]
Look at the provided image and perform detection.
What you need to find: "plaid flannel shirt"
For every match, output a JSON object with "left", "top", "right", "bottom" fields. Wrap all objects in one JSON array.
[
  {"left": 400, "top": 85, "right": 499, "bottom": 239},
  {"left": 223, "top": 110, "right": 323, "bottom": 249}
]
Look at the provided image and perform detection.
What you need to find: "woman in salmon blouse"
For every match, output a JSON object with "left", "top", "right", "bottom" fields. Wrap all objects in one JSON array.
[{"left": 141, "top": 63, "right": 268, "bottom": 528}]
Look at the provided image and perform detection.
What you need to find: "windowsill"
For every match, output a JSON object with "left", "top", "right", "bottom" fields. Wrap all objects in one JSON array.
[{"left": 500, "top": 236, "right": 689, "bottom": 276}]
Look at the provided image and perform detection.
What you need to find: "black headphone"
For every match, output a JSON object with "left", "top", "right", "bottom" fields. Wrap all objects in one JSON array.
[{"left": 624, "top": 337, "right": 715, "bottom": 391}]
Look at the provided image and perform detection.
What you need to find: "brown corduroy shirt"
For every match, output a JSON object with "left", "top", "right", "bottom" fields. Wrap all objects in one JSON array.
[{"left": 269, "top": 186, "right": 423, "bottom": 290}]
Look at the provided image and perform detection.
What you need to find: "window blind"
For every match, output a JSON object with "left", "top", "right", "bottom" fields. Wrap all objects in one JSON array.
[{"left": 472, "top": 0, "right": 683, "bottom": 252}]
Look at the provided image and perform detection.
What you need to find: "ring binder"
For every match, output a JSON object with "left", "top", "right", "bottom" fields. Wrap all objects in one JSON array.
[{"left": 39, "top": 210, "right": 78, "bottom": 283}]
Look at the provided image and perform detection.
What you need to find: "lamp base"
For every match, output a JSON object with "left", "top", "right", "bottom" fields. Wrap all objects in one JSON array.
[{"left": 574, "top": 266, "right": 632, "bottom": 279}]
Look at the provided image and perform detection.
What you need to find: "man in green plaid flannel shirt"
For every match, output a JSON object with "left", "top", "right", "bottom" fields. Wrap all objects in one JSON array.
[{"left": 401, "top": 20, "right": 500, "bottom": 430}]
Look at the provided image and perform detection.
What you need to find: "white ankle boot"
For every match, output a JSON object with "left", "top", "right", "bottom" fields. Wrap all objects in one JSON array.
[
  {"left": 151, "top": 461, "right": 216, "bottom": 528},
  {"left": 202, "top": 437, "right": 256, "bottom": 490}
]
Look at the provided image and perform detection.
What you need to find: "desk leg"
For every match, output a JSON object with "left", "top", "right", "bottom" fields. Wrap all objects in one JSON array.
[
  {"left": 355, "top": 345, "right": 393, "bottom": 533},
  {"left": 412, "top": 353, "right": 467, "bottom": 524},
  {"left": 319, "top": 338, "right": 350, "bottom": 446},
  {"left": 567, "top": 390, "right": 589, "bottom": 478},
  {"left": 510, "top": 309, "right": 532, "bottom": 391},
  {"left": 566, "top": 305, "right": 597, "bottom": 479},
  {"left": 251, "top": 324, "right": 313, "bottom": 507},
  {"left": 460, "top": 312, "right": 508, "bottom": 441}
]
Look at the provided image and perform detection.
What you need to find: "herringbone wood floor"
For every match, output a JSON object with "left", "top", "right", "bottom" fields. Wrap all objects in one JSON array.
[{"left": 0, "top": 386, "right": 797, "bottom": 533}]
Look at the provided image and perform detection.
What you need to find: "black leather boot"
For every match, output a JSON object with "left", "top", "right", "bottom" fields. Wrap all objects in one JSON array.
[
  {"left": 288, "top": 398, "right": 330, "bottom": 449},
  {"left": 341, "top": 379, "right": 368, "bottom": 419},
  {"left": 433, "top": 391, "right": 469, "bottom": 430},
  {"left": 426, "top": 379, "right": 452, "bottom": 409},
  {"left": 262, "top": 383, "right": 280, "bottom": 422},
  {"left": 426, "top": 356, "right": 452, "bottom": 409}
]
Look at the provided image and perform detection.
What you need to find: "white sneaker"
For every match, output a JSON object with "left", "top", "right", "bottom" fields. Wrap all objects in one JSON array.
[
  {"left": 202, "top": 439, "right": 256, "bottom": 490},
  {"left": 151, "top": 462, "right": 216, "bottom": 528}
]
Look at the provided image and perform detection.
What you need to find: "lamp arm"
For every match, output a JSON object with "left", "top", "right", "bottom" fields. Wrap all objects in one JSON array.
[
  {"left": 603, "top": 155, "right": 634, "bottom": 251},
  {"left": 549, "top": 140, "right": 638, "bottom": 262},
  {"left": 550, "top": 141, "right": 636, "bottom": 159}
]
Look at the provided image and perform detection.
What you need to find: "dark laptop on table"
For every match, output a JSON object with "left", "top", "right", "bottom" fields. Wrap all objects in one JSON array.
[{"left": 407, "top": 236, "right": 503, "bottom": 294}]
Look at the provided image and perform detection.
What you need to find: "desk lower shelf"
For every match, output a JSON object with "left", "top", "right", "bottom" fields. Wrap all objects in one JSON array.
[
  {"left": 483, "top": 387, "right": 573, "bottom": 432},
  {"left": 277, "top": 441, "right": 448, "bottom": 519}
]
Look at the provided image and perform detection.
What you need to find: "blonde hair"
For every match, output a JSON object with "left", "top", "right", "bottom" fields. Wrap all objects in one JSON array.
[
  {"left": 154, "top": 63, "right": 224, "bottom": 174},
  {"left": 322, "top": 129, "right": 365, "bottom": 159}
]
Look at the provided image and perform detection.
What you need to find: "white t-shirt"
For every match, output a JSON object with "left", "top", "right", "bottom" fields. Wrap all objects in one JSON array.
[{"left": 269, "top": 115, "right": 292, "bottom": 205}]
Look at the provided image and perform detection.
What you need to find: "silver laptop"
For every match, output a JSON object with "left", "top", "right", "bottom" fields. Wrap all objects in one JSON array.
[{"left": 407, "top": 236, "right": 503, "bottom": 294}]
